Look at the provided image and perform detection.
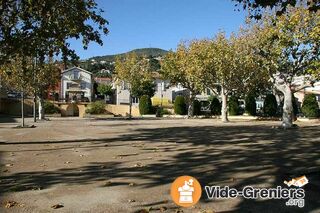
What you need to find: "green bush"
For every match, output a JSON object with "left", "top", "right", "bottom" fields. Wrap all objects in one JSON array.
[
  {"left": 209, "top": 96, "right": 221, "bottom": 115},
  {"left": 263, "top": 94, "right": 277, "bottom": 117},
  {"left": 139, "top": 95, "right": 152, "bottom": 115},
  {"left": 85, "top": 101, "right": 106, "bottom": 114},
  {"left": 44, "top": 101, "right": 60, "bottom": 114},
  {"left": 245, "top": 93, "right": 256, "bottom": 116},
  {"left": 174, "top": 96, "right": 187, "bottom": 115},
  {"left": 302, "top": 94, "right": 319, "bottom": 118},
  {"left": 228, "top": 96, "right": 239, "bottom": 116},
  {"left": 193, "top": 99, "right": 201, "bottom": 116},
  {"left": 155, "top": 107, "right": 172, "bottom": 117},
  {"left": 292, "top": 94, "right": 299, "bottom": 116}
]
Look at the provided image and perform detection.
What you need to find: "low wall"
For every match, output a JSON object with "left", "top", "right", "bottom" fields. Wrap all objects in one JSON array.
[
  {"left": 105, "top": 104, "right": 140, "bottom": 117},
  {"left": 0, "top": 98, "right": 33, "bottom": 116}
]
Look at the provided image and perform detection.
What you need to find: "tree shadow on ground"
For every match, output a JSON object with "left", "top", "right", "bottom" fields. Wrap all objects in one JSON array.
[{"left": 1, "top": 124, "right": 319, "bottom": 212}]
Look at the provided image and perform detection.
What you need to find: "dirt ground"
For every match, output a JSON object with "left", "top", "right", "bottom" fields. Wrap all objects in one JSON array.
[{"left": 0, "top": 117, "right": 319, "bottom": 213}]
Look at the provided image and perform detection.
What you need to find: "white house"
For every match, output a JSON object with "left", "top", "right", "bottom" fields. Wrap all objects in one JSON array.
[{"left": 61, "top": 67, "right": 93, "bottom": 102}]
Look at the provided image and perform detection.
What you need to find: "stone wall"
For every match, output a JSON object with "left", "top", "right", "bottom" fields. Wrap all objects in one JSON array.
[{"left": 105, "top": 104, "right": 140, "bottom": 117}]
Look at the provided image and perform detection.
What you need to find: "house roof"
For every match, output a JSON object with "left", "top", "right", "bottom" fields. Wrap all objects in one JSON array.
[{"left": 62, "top": 67, "right": 92, "bottom": 75}]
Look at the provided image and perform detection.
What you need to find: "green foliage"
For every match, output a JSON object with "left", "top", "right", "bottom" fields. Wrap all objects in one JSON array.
[
  {"left": 263, "top": 94, "right": 277, "bottom": 117},
  {"left": 302, "top": 94, "right": 319, "bottom": 118},
  {"left": 154, "top": 107, "right": 172, "bottom": 117},
  {"left": 131, "top": 80, "right": 156, "bottom": 98},
  {"left": 193, "top": 100, "right": 201, "bottom": 116},
  {"left": 292, "top": 94, "right": 299, "bottom": 116},
  {"left": 85, "top": 101, "right": 106, "bottom": 114},
  {"left": 43, "top": 101, "right": 60, "bottom": 114},
  {"left": 97, "top": 84, "right": 113, "bottom": 96},
  {"left": 245, "top": 93, "right": 256, "bottom": 116},
  {"left": 174, "top": 96, "right": 187, "bottom": 115},
  {"left": 208, "top": 96, "right": 221, "bottom": 115},
  {"left": 139, "top": 95, "right": 153, "bottom": 115},
  {"left": 228, "top": 96, "right": 239, "bottom": 116},
  {"left": 88, "top": 48, "right": 167, "bottom": 63}
]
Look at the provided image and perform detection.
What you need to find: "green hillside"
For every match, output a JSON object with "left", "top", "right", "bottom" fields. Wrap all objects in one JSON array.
[{"left": 88, "top": 48, "right": 168, "bottom": 62}]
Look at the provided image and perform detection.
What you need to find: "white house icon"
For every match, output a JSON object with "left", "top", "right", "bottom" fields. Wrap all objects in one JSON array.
[{"left": 178, "top": 179, "right": 194, "bottom": 203}]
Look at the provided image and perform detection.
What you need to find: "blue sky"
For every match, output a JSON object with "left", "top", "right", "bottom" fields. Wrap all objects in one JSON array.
[{"left": 70, "top": 0, "right": 247, "bottom": 59}]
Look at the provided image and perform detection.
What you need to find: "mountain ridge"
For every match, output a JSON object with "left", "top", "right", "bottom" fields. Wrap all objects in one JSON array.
[{"left": 87, "top": 48, "right": 168, "bottom": 62}]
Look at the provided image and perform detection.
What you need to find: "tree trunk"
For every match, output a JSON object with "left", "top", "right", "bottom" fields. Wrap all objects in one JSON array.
[
  {"left": 129, "top": 93, "right": 132, "bottom": 119},
  {"left": 221, "top": 86, "right": 228, "bottom": 122},
  {"left": 274, "top": 75, "right": 293, "bottom": 128},
  {"left": 38, "top": 96, "right": 45, "bottom": 120},
  {"left": 281, "top": 86, "right": 293, "bottom": 128},
  {"left": 188, "top": 92, "right": 195, "bottom": 118},
  {"left": 21, "top": 90, "right": 25, "bottom": 127},
  {"left": 33, "top": 95, "right": 37, "bottom": 122}
]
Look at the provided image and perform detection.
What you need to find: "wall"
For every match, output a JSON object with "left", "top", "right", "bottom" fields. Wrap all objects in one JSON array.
[
  {"left": 0, "top": 98, "right": 33, "bottom": 116},
  {"left": 105, "top": 104, "right": 140, "bottom": 117},
  {"left": 57, "top": 103, "right": 87, "bottom": 118}
]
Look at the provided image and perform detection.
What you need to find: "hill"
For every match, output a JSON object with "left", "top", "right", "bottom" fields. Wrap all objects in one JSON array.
[{"left": 88, "top": 48, "right": 168, "bottom": 62}]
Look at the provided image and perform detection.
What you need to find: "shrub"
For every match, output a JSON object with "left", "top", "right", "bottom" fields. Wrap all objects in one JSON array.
[
  {"left": 263, "top": 94, "right": 277, "bottom": 117},
  {"left": 85, "top": 101, "right": 106, "bottom": 114},
  {"left": 245, "top": 93, "right": 256, "bottom": 116},
  {"left": 292, "top": 94, "right": 299, "bottom": 117},
  {"left": 193, "top": 99, "right": 201, "bottom": 116},
  {"left": 44, "top": 101, "right": 60, "bottom": 114},
  {"left": 155, "top": 107, "right": 172, "bottom": 117},
  {"left": 302, "top": 94, "right": 319, "bottom": 118},
  {"left": 174, "top": 96, "right": 187, "bottom": 115},
  {"left": 209, "top": 96, "right": 221, "bottom": 115},
  {"left": 139, "top": 95, "right": 152, "bottom": 115},
  {"left": 228, "top": 96, "right": 239, "bottom": 116}
]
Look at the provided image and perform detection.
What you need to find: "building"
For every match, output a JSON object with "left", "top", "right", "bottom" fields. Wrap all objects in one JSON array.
[{"left": 61, "top": 67, "right": 93, "bottom": 102}]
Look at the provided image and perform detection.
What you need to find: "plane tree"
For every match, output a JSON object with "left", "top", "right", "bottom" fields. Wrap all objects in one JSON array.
[
  {"left": 114, "top": 53, "right": 153, "bottom": 118},
  {"left": 253, "top": 6, "right": 320, "bottom": 128},
  {"left": 0, "top": 0, "right": 109, "bottom": 126},
  {"left": 161, "top": 42, "right": 205, "bottom": 117}
]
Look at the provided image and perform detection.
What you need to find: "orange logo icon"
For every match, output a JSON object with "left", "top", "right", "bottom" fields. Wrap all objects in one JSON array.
[{"left": 170, "top": 176, "right": 202, "bottom": 207}]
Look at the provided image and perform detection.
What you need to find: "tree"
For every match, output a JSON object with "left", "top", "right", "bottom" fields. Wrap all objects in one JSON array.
[
  {"left": 139, "top": 95, "right": 152, "bottom": 115},
  {"left": 161, "top": 42, "right": 205, "bottom": 117},
  {"left": 131, "top": 79, "right": 156, "bottom": 98},
  {"left": 302, "top": 94, "right": 319, "bottom": 118},
  {"left": 245, "top": 93, "right": 257, "bottom": 116},
  {"left": 0, "top": 0, "right": 109, "bottom": 126},
  {"left": 208, "top": 96, "right": 221, "bottom": 116},
  {"left": 253, "top": 7, "right": 320, "bottom": 127},
  {"left": 228, "top": 95, "right": 240, "bottom": 116},
  {"left": 174, "top": 96, "right": 187, "bottom": 115},
  {"left": 264, "top": 94, "right": 278, "bottom": 117},
  {"left": 199, "top": 32, "right": 262, "bottom": 122},
  {"left": 97, "top": 84, "right": 114, "bottom": 102},
  {"left": 233, "top": 0, "right": 319, "bottom": 19},
  {"left": 115, "top": 53, "right": 152, "bottom": 118}
]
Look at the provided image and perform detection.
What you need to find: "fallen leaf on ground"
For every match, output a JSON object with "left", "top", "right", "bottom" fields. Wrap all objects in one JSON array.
[
  {"left": 64, "top": 161, "right": 71, "bottom": 164},
  {"left": 128, "top": 199, "right": 136, "bottom": 203},
  {"left": 134, "top": 209, "right": 150, "bottom": 213},
  {"left": 5, "top": 201, "right": 17, "bottom": 208},
  {"left": 160, "top": 206, "right": 168, "bottom": 212},
  {"left": 5, "top": 164, "right": 13, "bottom": 167},
  {"left": 129, "top": 182, "right": 136, "bottom": 186},
  {"left": 104, "top": 181, "right": 112, "bottom": 186},
  {"left": 3, "top": 169, "right": 9, "bottom": 172},
  {"left": 198, "top": 210, "right": 215, "bottom": 213},
  {"left": 175, "top": 210, "right": 184, "bottom": 213},
  {"left": 51, "top": 204, "right": 64, "bottom": 209},
  {"left": 133, "top": 163, "right": 144, "bottom": 168}
]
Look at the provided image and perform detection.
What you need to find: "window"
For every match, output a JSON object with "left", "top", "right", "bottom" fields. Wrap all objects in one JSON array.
[
  {"left": 80, "top": 82, "right": 86, "bottom": 89},
  {"left": 73, "top": 71, "right": 80, "bottom": 79}
]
